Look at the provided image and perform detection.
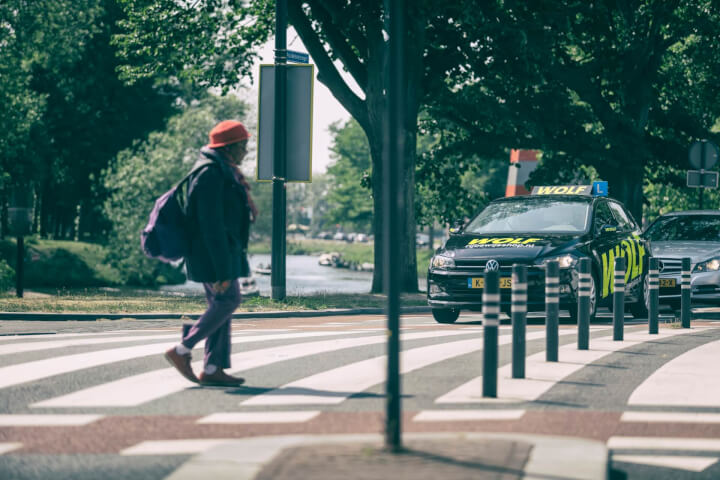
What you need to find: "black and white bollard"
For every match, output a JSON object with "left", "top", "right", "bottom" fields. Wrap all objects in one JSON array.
[
  {"left": 681, "top": 257, "right": 691, "bottom": 328},
  {"left": 613, "top": 256, "right": 626, "bottom": 341},
  {"left": 512, "top": 265, "right": 528, "bottom": 379},
  {"left": 483, "top": 269, "right": 500, "bottom": 397},
  {"left": 577, "top": 258, "right": 591, "bottom": 350},
  {"left": 648, "top": 258, "right": 659, "bottom": 334},
  {"left": 545, "top": 261, "right": 559, "bottom": 362}
]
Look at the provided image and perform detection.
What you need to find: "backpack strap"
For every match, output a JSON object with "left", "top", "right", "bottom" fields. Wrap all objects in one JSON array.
[{"left": 176, "top": 159, "right": 217, "bottom": 214}]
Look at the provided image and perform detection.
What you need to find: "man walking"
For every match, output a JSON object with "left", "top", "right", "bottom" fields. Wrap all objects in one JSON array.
[{"left": 165, "top": 120, "right": 257, "bottom": 386}]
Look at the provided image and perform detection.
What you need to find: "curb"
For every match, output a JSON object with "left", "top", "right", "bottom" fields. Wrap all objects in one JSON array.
[
  {"left": 163, "top": 432, "right": 609, "bottom": 480},
  {"left": 0, "top": 306, "right": 431, "bottom": 321}
]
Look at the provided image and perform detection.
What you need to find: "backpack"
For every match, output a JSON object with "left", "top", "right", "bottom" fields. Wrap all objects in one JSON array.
[{"left": 141, "top": 160, "right": 215, "bottom": 263}]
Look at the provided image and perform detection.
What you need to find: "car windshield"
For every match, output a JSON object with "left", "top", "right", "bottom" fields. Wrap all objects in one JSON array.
[
  {"left": 645, "top": 215, "right": 720, "bottom": 241},
  {"left": 464, "top": 198, "right": 591, "bottom": 234}
]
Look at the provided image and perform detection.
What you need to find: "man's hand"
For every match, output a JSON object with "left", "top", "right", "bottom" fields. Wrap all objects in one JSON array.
[{"left": 211, "top": 280, "right": 231, "bottom": 294}]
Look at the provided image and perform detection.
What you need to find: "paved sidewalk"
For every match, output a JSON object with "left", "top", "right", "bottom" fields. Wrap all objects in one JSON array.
[{"left": 165, "top": 433, "right": 609, "bottom": 480}]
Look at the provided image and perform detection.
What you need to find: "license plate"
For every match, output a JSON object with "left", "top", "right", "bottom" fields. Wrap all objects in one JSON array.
[
  {"left": 660, "top": 278, "right": 676, "bottom": 288},
  {"left": 468, "top": 277, "right": 512, "bottom": 289}
]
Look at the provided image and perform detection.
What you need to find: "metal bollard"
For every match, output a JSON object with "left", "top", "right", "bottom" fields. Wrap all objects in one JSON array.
[
  {"left": 483, "top": 269, "right": 500, "bottom": 397},
  {"left": 648, "top": 258, "right": 659, "bottom": 334},
  {"left": 577, "top": 258, "right": 591, "bottom": 350},
  {"left": 512, "top": 265, "right": 528, "bottom": 379},
  {"left": 681, "top": 257, "right": 691, "bottom": 328},
  {"left": 545, "top": 261, "right": 559, "bottom": 362},
  {"left": 613, "top": 256, "right": 626, "bottom": 341}
]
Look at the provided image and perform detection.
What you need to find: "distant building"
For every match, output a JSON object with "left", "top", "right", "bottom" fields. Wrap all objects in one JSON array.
[{"left": 505, "top": 149, "right": 539, "bottom": 196}]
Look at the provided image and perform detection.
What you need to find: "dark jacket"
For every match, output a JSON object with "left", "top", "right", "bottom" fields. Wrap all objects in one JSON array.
[{"left": 184, "top": 147, "right": 251, "bottom": 282}]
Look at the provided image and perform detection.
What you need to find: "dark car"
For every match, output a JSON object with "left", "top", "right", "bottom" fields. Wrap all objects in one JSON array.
[
  {"left": 427, "top": 184, "right": 650, "bottom": 324},
  {"left": 644, "top": 210, "right": 720, "bottom": 309}
]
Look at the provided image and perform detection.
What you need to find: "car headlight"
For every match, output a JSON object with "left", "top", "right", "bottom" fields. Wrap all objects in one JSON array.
[
  {"left": 540, "top": 254, "right": 578, "bottom": 269},
  {"left": 431, "top": 255, "right": 455, "bottom": 269},
  {"left": 694, "top": 258, "right": 720, "bottom": 272}
]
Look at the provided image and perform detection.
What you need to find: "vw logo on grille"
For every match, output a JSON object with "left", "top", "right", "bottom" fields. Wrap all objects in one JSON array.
[
  {"left": 485, "top": 259, "right": 500, "bottom": 272},
  {"left": 658, "top": 261, "right": 665, "bottom": 273}
]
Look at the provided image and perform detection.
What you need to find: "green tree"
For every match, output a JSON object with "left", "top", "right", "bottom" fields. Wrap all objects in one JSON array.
[
  {"left": 102, "top": 94, "right": 248, "bottom": 285},
  {"left": 323, "top": 119, "right": 373, "bottom": 234},
  {"left": 115, "top": 0, "right": 489, "bottom": 293},
  {"left": 428, "top": 0, "right": 720, "bottom": 221}
]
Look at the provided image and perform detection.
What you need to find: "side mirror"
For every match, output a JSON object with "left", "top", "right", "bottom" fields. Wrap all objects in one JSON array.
[
  {"left": 599, "top": 224, "right": 618, "bottom": 236},
  {"left": 449, "top": 220, "right": 464, "bottom": 235}
]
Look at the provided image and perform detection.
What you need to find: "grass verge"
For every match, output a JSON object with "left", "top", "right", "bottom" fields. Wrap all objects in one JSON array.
[{"left": 0, "top": 288, "right": 428, "bottom": 313}]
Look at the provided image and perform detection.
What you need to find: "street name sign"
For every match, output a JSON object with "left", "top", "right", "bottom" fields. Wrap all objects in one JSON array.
[
  {"left": 257, "top": 64, "right": 314, "bottom": 182},
  {"left": 287, "top": 50, "right": 310, "bottom": 63}
]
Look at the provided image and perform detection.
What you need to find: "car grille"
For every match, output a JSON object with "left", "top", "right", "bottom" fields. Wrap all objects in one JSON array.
[
  {"left": 657, "top": 258, "right": 682, "bottom": 275},
  {"left": 452, "top": 259, "right": 533, "bottom": 271}
]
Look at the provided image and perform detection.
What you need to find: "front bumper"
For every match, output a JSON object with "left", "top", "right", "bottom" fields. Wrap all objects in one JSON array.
[
  {"left": 658, "top": 270, "right": 720, "bottom": 305},
  {"left": 427, "top": 266, "right": 576, "bottom": 311}
]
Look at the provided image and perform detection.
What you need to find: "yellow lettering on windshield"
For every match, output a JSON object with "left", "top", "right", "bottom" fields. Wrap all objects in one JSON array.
[{"left": 536, "top": 186, "right": 556, "bottom": 194}]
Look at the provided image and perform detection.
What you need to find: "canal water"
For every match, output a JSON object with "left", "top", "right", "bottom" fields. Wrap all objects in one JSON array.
[{"left": 162, "top": 254, "right": 379, "bottom": 296}]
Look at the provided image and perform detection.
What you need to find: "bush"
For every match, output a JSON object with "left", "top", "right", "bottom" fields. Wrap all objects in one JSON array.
[{"left": 0, "top": 259, "right": 14, "bottom": 292}]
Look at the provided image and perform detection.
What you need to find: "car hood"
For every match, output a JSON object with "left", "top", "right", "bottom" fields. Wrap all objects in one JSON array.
[
  {"left": 651, "top": 241, "right": 720, "bottom": 263},
  {"left": 442, "top": 234, "right": 580, "bottom": 262}
]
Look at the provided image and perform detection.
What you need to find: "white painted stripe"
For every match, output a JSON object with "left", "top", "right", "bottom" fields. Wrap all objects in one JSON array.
[
  {"left": 629, "top": 338, "right": 720, "bottom": 408},
  {"left": 0, "top": 333, "right": 183, "bottom": 356},
  {"left": 0, "top": 331, "right": 133, "bottom": 342},
  {"left": 241, "top": 330, "right": 540, "bottom": 407},
  {"left": 436, "top": 329, "right": 699, "bottom": 404},
  {"left": 0, "top": 414, "right": 103, "bottom": 426},
  {"left": 608, "top": 437, "right": 720, "bottom": 452},
  {"left": 413, "top": 409, "right": 525, "bottom": 422},
  {"left": 612, "top": 454, "right": 718, "bottom": 472},
  {"left": 32, "top": 329, "right": 478, "bottom": 408},
  {"left": 1, "top": 330, "right": 359, "bottom": 391},
  {"left": 121, "top": 439, "right": 231, "bottom": 456},
  {"left": 0, "top": 443, "right": 22, "bottom": 455},
  {"left": 622, "top": 412, "right": 720, "bottom": 423},
  {"left": 196, "top": 411, "right": 320, "bottom": 424}
]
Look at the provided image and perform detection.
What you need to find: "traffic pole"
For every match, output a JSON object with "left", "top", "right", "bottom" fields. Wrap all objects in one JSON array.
[
  {"left": 483, "top": 269, "right": 500, "bottom": 397},
  {"left": 383, "top": 0, "right": 405, "bottom": 452},
  {"left": 648, "top": 258, "right": 659, "bottom": 334},
  {"left": 545, "top": 261, "right": 559, "bottom": 362},
  {"left": 577, "top": 258, "right": 591, "bottom": 350},
  {"left": 681, "top": 257, "right": 692, "bottom": 328},
  {"left": 271, "top": 0, "right": 287, "bottom": 301},
  {"left": 511, "top": 264, "right": 527, "bottom": 379},
  {"left": 613, "top": 257, "right": 626, "bottom": 341}
]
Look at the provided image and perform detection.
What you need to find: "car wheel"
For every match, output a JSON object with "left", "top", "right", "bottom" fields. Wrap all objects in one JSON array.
[
  {"left": 569, "top": 272, "right": 598, "bottom": 324},
  {"left": 630, "top": 275, "right": 649, "bottom": 319},
  {"left": 432, "top": 308, "right": 460, "bottom": 324}
]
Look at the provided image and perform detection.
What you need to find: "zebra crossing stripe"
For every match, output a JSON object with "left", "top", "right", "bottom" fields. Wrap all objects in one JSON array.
[
  {"left": 0, "top": 443, "right": 23, "bottom": 455},
  {"left": 120, "top": 439, "right": 232, "bottom": 456},
  {"left": 612, "top": 455, "right": 718, "bottom": 473},
  {"left": 0, "top": 333, "right": 183, "bottom": 356},
  {"left": 608, "top": 436, "right": 720, "bottom": 452},
  {"left": 629, "top": 338, "right": 720, "bottom": 408},
  {"left": 621, "top": 412, "right": 720, "bottom": 424},
  {"left": 32, "top": 329, "right": 477, "bottom": 408},
  {"left": 196, "top": 411, "right": 320, "bottom": 424},
  {"left": 436, "top": 328, "right": 699, "bottom": 404},
  {"left": 240, "top": 330, "right": 534, "bottom": 407},
  {"left": 0, "top": 414, "right": 103, "bottom": 426},
  {"left": 0, "top": 330, "right": 361, "bottom": 391},
  {"left": 413, "top": 410, "right": 525, "bottom": 422}
]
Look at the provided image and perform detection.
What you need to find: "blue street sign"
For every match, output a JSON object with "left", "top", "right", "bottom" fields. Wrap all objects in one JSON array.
[{"left": 287, "top": 50, "right": 310, "bottom": 63}]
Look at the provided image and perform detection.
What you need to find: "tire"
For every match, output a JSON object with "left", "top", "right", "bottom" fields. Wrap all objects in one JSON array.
[
  {"left": 569, "top": 272, "right": 598, "bottom": 324},
  {"left": 432, "top": 308, "right": 460, "bottom": 324},
  {"left": 630, "top": 275, "right": 649, "bottom": 319}
]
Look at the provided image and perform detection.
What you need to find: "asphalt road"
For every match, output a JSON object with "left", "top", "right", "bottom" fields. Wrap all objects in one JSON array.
[{"left": 1, "top": 312, "right": 719, "bottom": 479}]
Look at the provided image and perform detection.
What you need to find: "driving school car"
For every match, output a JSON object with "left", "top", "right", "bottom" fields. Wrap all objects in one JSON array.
[
  {"left": 427, "top": 183, "right": 650, "bottom": 324},
  {"left": 644, "top": 211, "right": 720, "bottom": 309}
]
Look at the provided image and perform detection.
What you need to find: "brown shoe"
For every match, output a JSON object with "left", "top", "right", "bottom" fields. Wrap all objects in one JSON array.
[
  {"left": 198, "top": 370, "right": 245, "bottom": 387},
  {"left": 164, "top": 347, "right": 199, "bottom": 383}
]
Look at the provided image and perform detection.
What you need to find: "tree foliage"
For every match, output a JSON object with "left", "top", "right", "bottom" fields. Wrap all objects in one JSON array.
[{"left": 102, "top": 94, "right": 248, "bottom": 285}]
